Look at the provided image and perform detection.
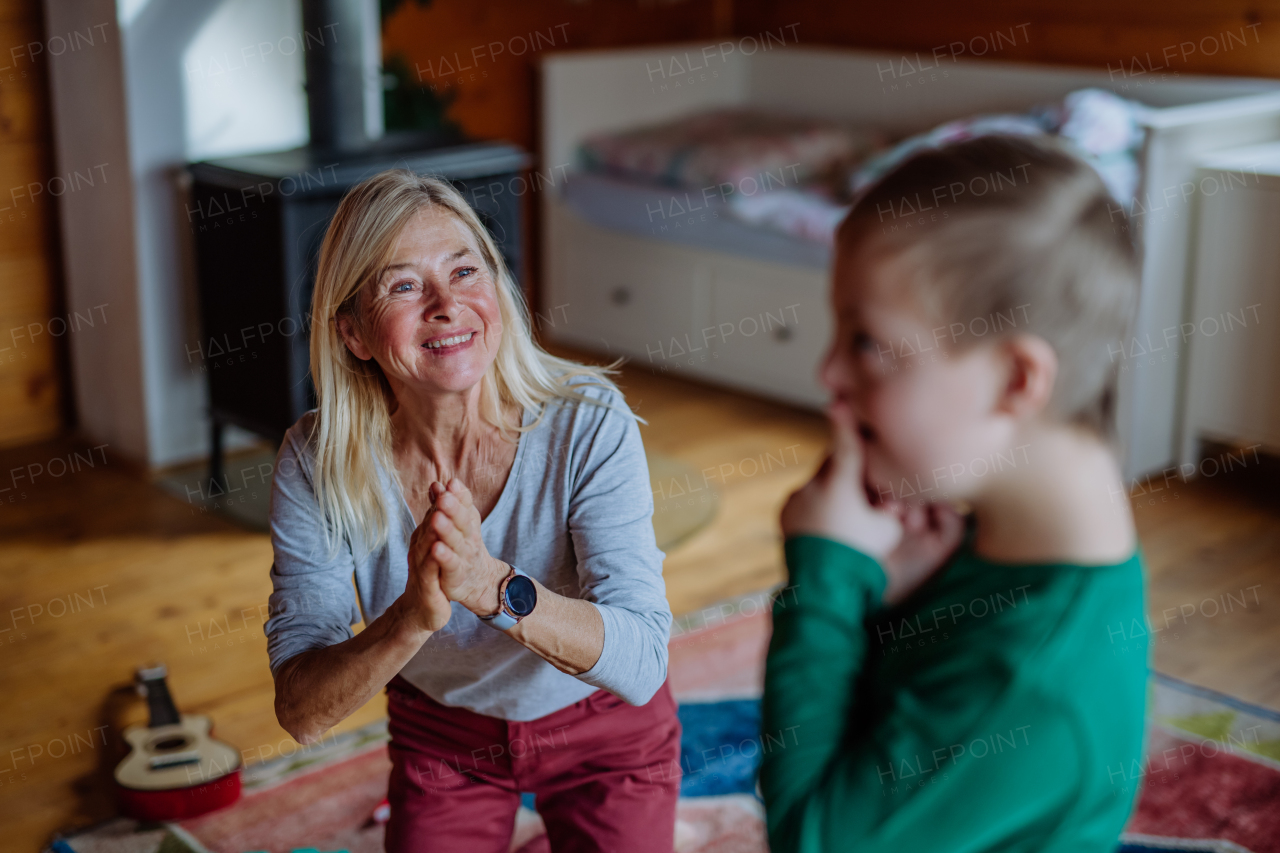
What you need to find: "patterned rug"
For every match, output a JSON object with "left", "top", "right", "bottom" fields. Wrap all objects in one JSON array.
[
  {"left": 49, "top": 591, "right": 1280, "bottom": 853},
  {"left": 1119, "top": 673, "right": 1280, "bottom": 853}
]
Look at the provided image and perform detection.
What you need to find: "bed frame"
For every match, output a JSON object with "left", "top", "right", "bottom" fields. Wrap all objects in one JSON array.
[{"left": 538, "top": 43, "right": 1280, "bottom": 480}]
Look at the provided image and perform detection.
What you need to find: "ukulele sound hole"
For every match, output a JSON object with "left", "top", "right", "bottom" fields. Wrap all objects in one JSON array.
[{"left": 152, "top": 736, "right": 192, "bottom": 751}]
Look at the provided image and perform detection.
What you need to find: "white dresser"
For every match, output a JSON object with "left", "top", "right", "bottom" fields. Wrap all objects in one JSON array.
[{"left": 1179, "top": 144, "right": 1280, "bottom": 465}]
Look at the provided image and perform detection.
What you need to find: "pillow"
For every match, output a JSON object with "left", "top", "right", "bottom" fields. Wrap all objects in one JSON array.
[{"left": 578, "top": 108, "right": 884, "bottom": 193}]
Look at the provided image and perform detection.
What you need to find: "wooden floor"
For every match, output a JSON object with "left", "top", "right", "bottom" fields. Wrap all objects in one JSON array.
[{"left": 1, "top": 347, "right": 1276, "bottom": 850}]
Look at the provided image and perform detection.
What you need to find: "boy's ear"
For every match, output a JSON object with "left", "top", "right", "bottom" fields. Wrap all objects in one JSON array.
[
  {"left": 996, "top": 334, "right": 1057, "bottom": 419},
  {"left": 335, "top": 309, "right": 374, "bottom": 362}
]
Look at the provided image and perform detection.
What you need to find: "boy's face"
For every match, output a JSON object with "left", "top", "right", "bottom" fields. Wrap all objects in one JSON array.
[{"left": 821, "top": 245, "right": 1017, "bottom": 505}]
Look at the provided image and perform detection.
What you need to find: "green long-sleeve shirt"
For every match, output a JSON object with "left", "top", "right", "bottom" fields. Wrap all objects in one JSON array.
[{"left": 762, "top": 534, "right": 1148, "bottom": 853}]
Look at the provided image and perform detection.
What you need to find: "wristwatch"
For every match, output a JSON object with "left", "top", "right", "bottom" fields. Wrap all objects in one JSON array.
[{"left": 478, "top": 565, "right": 538, "bottom": 631}]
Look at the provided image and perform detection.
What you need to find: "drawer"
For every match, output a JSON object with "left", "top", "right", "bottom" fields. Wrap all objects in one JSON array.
[
  {"left": 542, "top": 200, "right": 706, "bottom": 361},
  {"left": 704, "top": 259, "right": 831, "bottom": 406}
]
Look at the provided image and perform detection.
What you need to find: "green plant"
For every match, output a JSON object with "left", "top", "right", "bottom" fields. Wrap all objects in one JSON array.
[
  {"left": 381, "top": 51, "right": 461, "bottom": 135},
  {"left": 380, "top": 0, "right": 432, "bottom": 26}
]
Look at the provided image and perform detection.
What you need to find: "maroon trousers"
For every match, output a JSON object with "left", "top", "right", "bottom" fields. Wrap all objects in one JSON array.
[{"left": 383, "top": 675, "right": 682, "bottom": 853}]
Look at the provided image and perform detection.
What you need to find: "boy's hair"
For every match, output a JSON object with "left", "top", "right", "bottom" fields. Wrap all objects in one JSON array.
[{"left": 837, "top": 134, "right": 1140, "bottom": 438}]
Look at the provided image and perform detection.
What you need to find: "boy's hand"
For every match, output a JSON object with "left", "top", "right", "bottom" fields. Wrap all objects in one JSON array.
[
  {"left": 878, "top": 500, "right": 966, "bottom": 606},
  {"left": 780, "top": 400, "right": 903, "bottom": 560}
]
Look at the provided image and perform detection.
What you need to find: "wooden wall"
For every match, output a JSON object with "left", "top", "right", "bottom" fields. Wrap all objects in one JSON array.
[
  {"left": 0, "top": 0, "right": 61, "bottom": 448},
  {"left": 733, "top": 1, "right": 1280, "bottom": 78},
  {"left": 382, "top": 0, "right": 732, "bottom": 153},
  {"left": 0, "top": 0, "right": 63, "bottom": 447},
  {"left": 382, "top": 0, "right": 1280, "bottom": 152}
]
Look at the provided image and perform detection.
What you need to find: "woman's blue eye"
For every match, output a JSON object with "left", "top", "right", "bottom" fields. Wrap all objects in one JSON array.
[
  {"left": 457, "top": 266, "right": 477, "bottom": 279},
  {"left": 394, "top": 281, "right": 413, "bottom": 292}
]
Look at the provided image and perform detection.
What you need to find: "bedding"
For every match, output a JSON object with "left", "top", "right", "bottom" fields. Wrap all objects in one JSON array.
[
  {"left": 725, "top": 186, "right": 850, "bottom": 247},
  {"left": 569, "top": 89, "right": 1146, "bottom": 252},
  {"left": 849, "top": 88, "right": 1145, "bottom": 211},
  {"left": 577, "top": 108, "right": 883, "bottom": 191}
]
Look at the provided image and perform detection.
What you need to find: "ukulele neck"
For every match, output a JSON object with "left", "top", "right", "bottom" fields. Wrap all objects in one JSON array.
[{"left": 136, "top": 664, "right": 182, "bottom": 728}]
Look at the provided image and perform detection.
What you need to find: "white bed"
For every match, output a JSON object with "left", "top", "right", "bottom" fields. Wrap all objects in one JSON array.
[{"left": 537, "top": 43, "right": 1280, "bottom": 480}]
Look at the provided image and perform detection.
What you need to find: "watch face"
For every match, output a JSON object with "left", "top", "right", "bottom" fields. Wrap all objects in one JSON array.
[{"left": 505, "top": 575, "right": 537, "bottom": 617}]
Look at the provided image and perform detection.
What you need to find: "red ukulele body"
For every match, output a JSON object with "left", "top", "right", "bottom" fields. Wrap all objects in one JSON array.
[{"left": 113, "top": 664, "right": 242, "bottom": 820}]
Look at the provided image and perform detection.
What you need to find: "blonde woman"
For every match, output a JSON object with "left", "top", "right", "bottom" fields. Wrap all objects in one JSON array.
[{"left": 264, "top": 170, "right": 680, "bottom": 852}]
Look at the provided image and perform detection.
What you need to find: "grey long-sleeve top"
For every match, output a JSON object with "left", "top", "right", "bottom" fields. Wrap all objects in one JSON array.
[{"left": 263, "top": 379, "right": 672, "bottom": 721}]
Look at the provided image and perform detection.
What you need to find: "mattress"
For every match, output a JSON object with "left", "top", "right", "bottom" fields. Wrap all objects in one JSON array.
[{"left": 558, "top": 170, "right": 833, "bottom": 270}]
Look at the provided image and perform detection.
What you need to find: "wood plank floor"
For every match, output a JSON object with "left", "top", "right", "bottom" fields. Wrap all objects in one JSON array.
[{"left": 1, "top": 348, "right": 1276, "bottom": 850}]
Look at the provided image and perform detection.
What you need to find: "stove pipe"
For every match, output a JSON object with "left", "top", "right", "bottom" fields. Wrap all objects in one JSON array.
[{"left": 301, "top": 0, "right": 384, "bottom": 152}]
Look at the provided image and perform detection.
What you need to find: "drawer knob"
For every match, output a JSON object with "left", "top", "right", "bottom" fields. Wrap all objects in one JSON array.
[
  {"left": 610, "top": 287, "right": 631, "bottom": 306},
  {"left": 773, "top": 325, "right": 793, "bottom": 342}
]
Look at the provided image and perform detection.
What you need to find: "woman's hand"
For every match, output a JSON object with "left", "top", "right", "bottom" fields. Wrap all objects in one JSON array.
[
  {"left": 402, "top": 504, "right": 455, "bottom": 633},
  {"left": 425, "top": 479, "right": 510, "bottom": 617},
  {"left": 780, "top": 400, "right": 903, "bottom": 560}
]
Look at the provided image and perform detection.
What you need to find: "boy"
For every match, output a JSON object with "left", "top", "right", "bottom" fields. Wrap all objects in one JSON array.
[{"left": 762, "top": 134, "right": 1147, "bottom": 852}]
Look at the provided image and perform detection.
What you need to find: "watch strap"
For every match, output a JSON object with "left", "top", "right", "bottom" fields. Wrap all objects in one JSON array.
[
  {"left": 481, "top": 607, "right": 520, "bottom": 631},
  {"left": 479, "top": 565, "right": 527, "bottom": 631}
]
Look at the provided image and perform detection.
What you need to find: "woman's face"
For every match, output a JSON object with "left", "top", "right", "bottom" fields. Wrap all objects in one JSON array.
[{"left": 338, "top": 205, "right": 504, "bottom": 397}]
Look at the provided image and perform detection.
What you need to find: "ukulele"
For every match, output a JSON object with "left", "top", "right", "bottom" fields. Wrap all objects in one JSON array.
[{"left": 113, "top": 663, "right": 242, "bottom": 820}]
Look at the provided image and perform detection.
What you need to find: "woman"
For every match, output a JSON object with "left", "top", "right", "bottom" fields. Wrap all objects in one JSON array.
[{"left": 264, "top": 170, "right": 680, "bottom": 853}]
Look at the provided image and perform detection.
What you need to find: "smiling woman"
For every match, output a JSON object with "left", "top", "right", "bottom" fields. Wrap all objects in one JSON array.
[{"left": 264, "top": 170, "right": 682, "bottom": 852}]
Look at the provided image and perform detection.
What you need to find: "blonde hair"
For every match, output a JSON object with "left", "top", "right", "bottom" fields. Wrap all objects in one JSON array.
[
  {"left": 308, "top": 169, "right": 622, "bottom": 557},
  {"left": 838, "top": 134, "right": 1140, "bottom": 438}
]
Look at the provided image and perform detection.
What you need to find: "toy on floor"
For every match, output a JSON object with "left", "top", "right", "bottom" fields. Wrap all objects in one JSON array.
[{"left": 113, "top": 663, "right": 242, "bottom": 820}]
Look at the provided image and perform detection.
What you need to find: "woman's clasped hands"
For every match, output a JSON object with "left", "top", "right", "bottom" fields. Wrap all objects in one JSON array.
[{"left": 403, "top": 478, "right": 510, "bottom": 634}]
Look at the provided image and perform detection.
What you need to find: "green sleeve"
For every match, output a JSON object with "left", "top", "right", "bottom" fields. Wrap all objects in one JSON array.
[
  {"left": 761, "top": 537, "right": 1097, "bottom": 853},
  {"left": 761, "top": 535, "right": 886, "bottom": 851}
]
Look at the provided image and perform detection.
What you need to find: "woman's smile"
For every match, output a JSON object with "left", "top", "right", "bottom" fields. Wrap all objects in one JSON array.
[{"left": 422, "top": 329, "right": 477, "bottom": 353}]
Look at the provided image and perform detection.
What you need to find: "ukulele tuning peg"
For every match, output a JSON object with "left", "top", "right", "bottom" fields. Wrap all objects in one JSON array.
[{"left": 136, "top": 663, "right": 168, "bottom": 681}]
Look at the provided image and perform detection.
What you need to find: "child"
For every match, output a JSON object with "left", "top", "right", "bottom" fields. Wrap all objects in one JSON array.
[{"left": 762, "top": 134, "right": 1147, "bottom": 852}]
